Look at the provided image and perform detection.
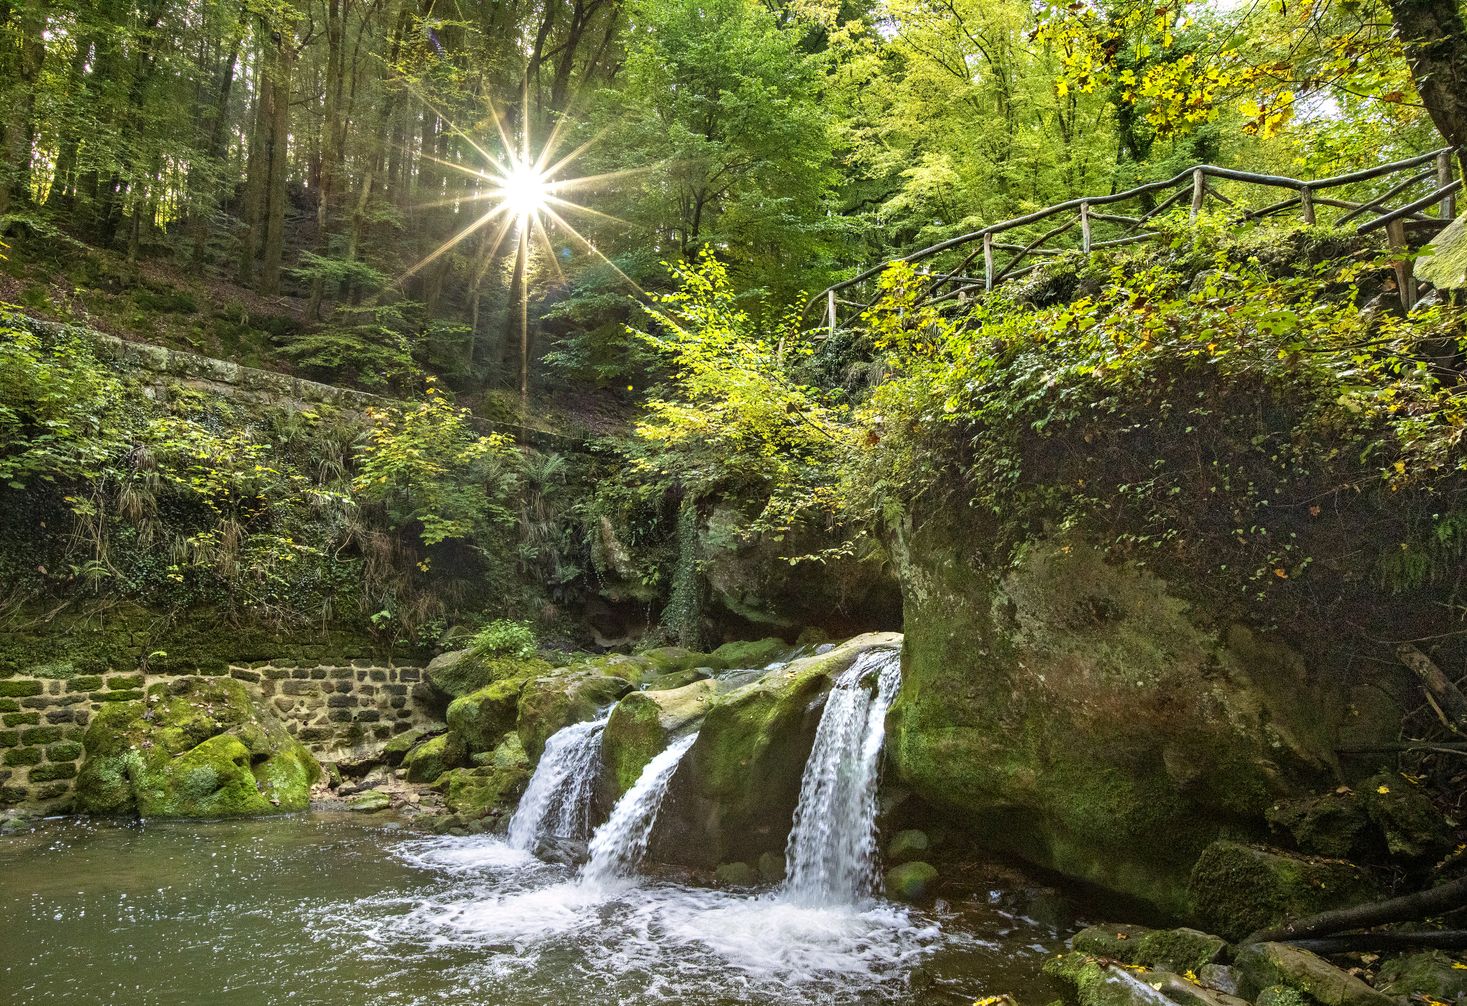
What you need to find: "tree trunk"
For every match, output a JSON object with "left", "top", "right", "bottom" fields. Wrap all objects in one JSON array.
[
  {"left": 0, "top": 0, "right": 49, "bottom": 221},
  {"left": 259, "top": 25, "right": 293, "bottom": 295},
  {"left": 1386, "top": 0, "right": 1467, "bottom": 177}
]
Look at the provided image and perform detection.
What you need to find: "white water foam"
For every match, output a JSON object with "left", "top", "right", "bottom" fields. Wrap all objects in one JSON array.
[
  {"left": 506, "top": 713, "right": 608, "bottom": 851},
  {"left": 581, "top": 731, "right": 697, "bottom": 886}
]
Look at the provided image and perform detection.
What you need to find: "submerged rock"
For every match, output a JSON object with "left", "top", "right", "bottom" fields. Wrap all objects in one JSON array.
[
  {"left": 347, "top": 789, "right": 391, "bottom": 813},
  {"left": 714, "top": 861, "right": 759, "bottom": 887},
  {"left": 887, "top": 828, "right": 931, "bottom": 864},
  {"left": 1235, "top": 943, "right": 1395, "bottom": 1006},
  {"left": 1188, "top": 841, "right": 1376, "bottom": 941},
  {"left": 884, "top": 860, "right": 939, "bottom": 902},
  {"left": 75, "top": 677, "right": 319, "bottom": 818}
]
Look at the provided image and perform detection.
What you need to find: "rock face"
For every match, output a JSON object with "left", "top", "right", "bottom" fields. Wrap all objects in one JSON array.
[
  {"left": 75, "top": 677, "right": 320, "bottom": 817},
  {"left": 1234, "top": 943, "right": 1396, "bottom": 1006},
  {"left": 886, "top": 523, "right": 1367, "bottom": 915},
  {"left": 653, "top": 631, "right": 903, "bottom": 868}
]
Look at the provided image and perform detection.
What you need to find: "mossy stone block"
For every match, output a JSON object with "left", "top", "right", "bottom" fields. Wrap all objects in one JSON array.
[
  {"left": 0, "top": 680, "right": 41, "bottom": 698},
  {"left": 29, "top": 762, "right": 77, "bottom": 782},
  {"left": 4, "top": 747, "right": 42, "bottom": 767},
  {"left": 3, "top": 712, "right": 39, "bottom": 726},
  {"left": 0, "top": 730, "right": 17, "bottom": 748},
  {"left": 20, "top": 726, "right": 61, "bottom": 745},
  {"left": 46, "top": 740, "right": 84, "bottom": 762}
]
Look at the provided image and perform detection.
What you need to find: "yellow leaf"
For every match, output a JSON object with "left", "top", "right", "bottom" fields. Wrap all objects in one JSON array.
[{"left": 1376, "top": 784, "right": 1390, "bottom": 795}]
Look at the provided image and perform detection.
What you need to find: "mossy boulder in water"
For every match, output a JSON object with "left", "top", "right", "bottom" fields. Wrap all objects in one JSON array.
[
  {"left": 598, "top": 678, "right": 717, "bottom": 805},
  {"left": 446, "top": 678, "right": 527, "bottom": 753},
  {"left": 1072, "top": 924, "right": 1227, "bottom": 973},
  {"left": 516, "top": 668, "right": 633, "bottom": 760},
  {"left": 705, "top": 637, "right": 788, "bottom": 671},
  {"left": 654, "top": 632, "right": 903, "bottom": 867},
  {"left": 75, "top": 677, "right": 319, "bottom": 818},
  {"left": 434, "top": 733, "right": 531, "bottom": 821},
  {"left": 1188, "top": 840, "right": 1377, "bottom": 941},
  {"left": 402, "top": 731, "right": 466, "bottom": 783},
  {"left": 888, "top": 526, "right": 1355, "bottom": 916},
  {"left": 884, "top": 861, "right": 939, "bottom": 902},
  {"left": 418, "top": 649, "right": 551, "bottom": 716}
]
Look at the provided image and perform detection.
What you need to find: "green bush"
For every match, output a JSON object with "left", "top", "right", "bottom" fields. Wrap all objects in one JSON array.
[{"left": 469, "top": 619, "right": 537, "bottom": 659}]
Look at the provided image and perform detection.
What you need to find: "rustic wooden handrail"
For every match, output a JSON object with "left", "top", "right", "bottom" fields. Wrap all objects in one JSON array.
[{"left": 804, "top": 145, "right": 1463, "bottom": 335}]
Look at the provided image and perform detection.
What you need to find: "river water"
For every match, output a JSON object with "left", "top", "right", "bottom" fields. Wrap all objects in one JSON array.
[{"left": 0, "top": 813, "right": 1075, "bottom": 1006}]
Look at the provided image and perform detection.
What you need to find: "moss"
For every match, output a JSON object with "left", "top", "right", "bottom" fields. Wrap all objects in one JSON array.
[
  {"left": 1357, "top": 773, "right": 1450, "bottom": 861},
  {"left": 1235, "top": 943, "right": 1395, "bottom": 1006},
  {"left": 1374, "top": 951, "right": 1467, "bottom": 1001},
  {"left": 73, "top": 677, "right": 318, "bottom": 818},
  {"left": 2, "top": 712, "right": 39, "bottom": 726},
  {"left": 421, "top": 649, "right": 551, "bottom": 714},
  {"left": 4, "top": 747, "right": 42, "bottom": 766},
  {"left": 0, "top": 698, "right": 18, "bottom": 712},
  {"left": 28, "top": 762, "right": 78, "bottom": 782},
  {"left": 600, "top": 680, "right": 717, "bottom": 801},
  {"left": 446, "top": 677, "right": 529, "bottom": 753},
  {"left": 516, "top": 669, "right": 633, "bottom": 760},
  {"left": 0, "top": 680, "right": 42, "bottom": 698},
  {"left": 884, "top": 861, "right": 939, "bottom": 902},
  {"left": 1255, "top": 986, "right": 1309, "bottom": 1006},
  {"left": 20, "top": 726, "right": 61, "bottom": 745},
  {"left": 1074, "top": 925, "right": 1227, "bottom": 973},
  {"left": 706, "top": 638, "right": 787, "bottom": 671},
  {"left": 382, "top": 727, "right": 431, "bottom": 766},
  {"left": 1189, "top": 842, "right": 1377, "bottom": 942},
  {"left": 46, "top": 740, "right": 84, "bottom": 761},
  {"left": 402, "top": 732, "right": 466, "bottom": 783}
]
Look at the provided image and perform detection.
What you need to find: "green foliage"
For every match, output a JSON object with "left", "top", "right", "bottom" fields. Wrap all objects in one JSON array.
[
  {"left": 469, "top": 619, "right": 537, "bottom": 659},
  {"left": 353, "top": 379, "right": 520, "bottom": 548},
  {"left": 280, "top": 324, "right": 418, "bottom": 390}
]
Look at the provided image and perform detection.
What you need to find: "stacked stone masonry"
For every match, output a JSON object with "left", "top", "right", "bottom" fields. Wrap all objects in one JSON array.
[{"left": 0, "top": 660, "right": 429, "bottom": 812}]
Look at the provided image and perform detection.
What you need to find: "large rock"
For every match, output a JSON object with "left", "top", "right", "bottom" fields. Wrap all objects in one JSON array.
[
  {"left": 1072, "top": 924, "right": 1227, "bottom": 973},
  {"left": 887, "top": 527, "right": 1355, "bottom": 915},
  {"left": 516, "top": 668, "right": 634, "bottom": 760},
  {"left": 1374, "top": 951, "right": 1467, "bottom": 1001},
  {"left": 1235, "top": 943, "right": 1396, "bottom": 1006},
  {"left": 884, "top": 861, "right": 939, "bottom": 902},
  {"left": 433, "top": 733, "right": 531, "bottom": 822},
  {"left": 1047, "top": 953, "right": 1250, "bottom": 1006},
  {"left": 418, "top": 649, "right": 550, "bottom": 715},
  {"left": 402, "top": 732, "right": 466, "bottom": 783},
  {"left": 653, "top": 632, "right": 903, "bottom": 867},
  {"left": 446, "top": 678, "right": 528, "bottom": 753},
  {"left": 599, "top": 678, "right": 717, "bottom": 803},
  {"left": 1418, "top": 214, "right": 1467, "bottom": 290},
  {"left": 75, "top": 677, "right": 319, "bottom": 818},
  {"left": 1188, "top": 841, "right": 1376, "bottom": 941}
]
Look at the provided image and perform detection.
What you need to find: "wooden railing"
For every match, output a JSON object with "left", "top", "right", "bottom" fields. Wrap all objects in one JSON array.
[{"left": 807, "top": 146, "right": 1463, "bottom": 333}]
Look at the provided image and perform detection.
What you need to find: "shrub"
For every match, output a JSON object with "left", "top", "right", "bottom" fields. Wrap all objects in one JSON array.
[{"left": 469, "top": 619, "right": 536, "bottom": 659}]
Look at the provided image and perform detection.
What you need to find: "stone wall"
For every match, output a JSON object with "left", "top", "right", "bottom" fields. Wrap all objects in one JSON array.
[{"left": 0, "top": 659, "right": 431, "bottom": 813}]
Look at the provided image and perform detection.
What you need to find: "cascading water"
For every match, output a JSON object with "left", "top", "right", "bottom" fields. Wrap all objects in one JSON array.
[
  {"left": 580, "top": 731, "right": 698, "bottom": 886},
  {"left": 781, "top": 647, "right": 903, "bottom": 906},
  {"left": 506, "top": 714, "right": 609, "bottom": 851}
]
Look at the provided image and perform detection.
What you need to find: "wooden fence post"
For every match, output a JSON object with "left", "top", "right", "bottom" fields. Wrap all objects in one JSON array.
[
  {"left": 1386, "top": 218, "right": 1414, "bottom": 311},
  {"left": 1300, "top": 186, "right": 1315, "bottom": 225},
  {"left": 983, "top": 232, "right": 994, "bottom": 291},
  {"left": 1190, "top": 169, "right": 1206, "bottom": 221},
  {"left": 1439, "top": 150, "right": 1457, "bottom": 220},
  {"left": 1080, "top": 201, "right": 1092, "bottom": 253}
]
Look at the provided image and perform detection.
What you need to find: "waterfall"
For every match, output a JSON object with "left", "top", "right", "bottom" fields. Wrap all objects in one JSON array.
[
  {"left": 581, "top": 732, "right": 698, "bottom": 886},
  {"left": 781, "top": 647, "right": 903, "bottom": 906},
  {"left": 507, "top": 714, "right": 609, "bottom": 851}
]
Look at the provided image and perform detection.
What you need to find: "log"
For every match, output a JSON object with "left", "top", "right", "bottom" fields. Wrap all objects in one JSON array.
[
  {"left": 1242, "top": 874, "right": 1467, "bottom": 946},
  {"left": 1398, "top": 643, "right": 1467, "bottom": 733},
  {"left": 1286, "top": 930, "right": 1467, "bottom": 954}
]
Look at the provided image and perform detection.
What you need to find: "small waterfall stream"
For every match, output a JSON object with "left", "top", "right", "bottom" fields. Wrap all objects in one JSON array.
[
  {"left": 581, "top": 732, "right": 698, "bottom": 885},
  {"left": 506, "top": 714, "right": 609, "bottom": 851},
  {"left": 781, "top": 647, "right": 903, "bottom": 906}
]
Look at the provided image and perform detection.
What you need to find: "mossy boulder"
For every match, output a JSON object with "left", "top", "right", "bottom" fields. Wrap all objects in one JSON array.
[
  {"left": 1357, "top": 773, "right": 1451, "bottom": 861},
  {"left": 714, "top": 861, "right": 759, "bottom": 886},
  {"left": 705, "top": 637, "right": 789, "bottom": 671},
  {"left": 599, "top": 679, "right": 717, "bottom": 804},
  {"left": 418, "top": 649, "right": 551, "bottom": 715},
  {"left": 1374, "top": 951, "right": 1467, "bottom": 1001},
  {"left": 402, "top": 732, "right": 466, "bottom": 783},
  {"left": 1188, "top": 841, "right": 1377, "bottom": 941},
  {"left": 643, "top": 668, "right": 713, "bottom": 691},
  {"left": 382, "top": 727, "right": 432, "bottom": 767},
  {"left": 653, "top": 632, "right": 903, "bottom": 867},
  {"left": 1048, "top": 953, "right": 1250, "bottom": 1006},
  {"left": 884, "top": 861, "right": 939, "bottom": 902},
  {"left": 1418, "top": 214, "right": 1467, "bottom": 290},
  {"left": 347, "top": 790, "right": 391, "bottom": 813},
  {"left": 434, "top": 734, "right": 531, "bottom": 821},
  {"left": 888, "top": 527, "right": 1355, "bottom": 916},
  {"left": 1235, "top": 943, "right": 1396, "bottom": 1006},
  {"left": 887, "top": 829, "right": 931, "bottom": 864},
  {"left": 74, "top": 677, "right": 319, "bottom": 818},
  {"left": 1072, "top": 924, "right": 1227, "bottom": 973},
  {"left": 516, "top": 668, "right": 633, "bottom": 760},
  {"left": 446, "top": 677, "right": 528, "bottom": 753},
  {"left": 1267, "top": 792, "right": 1373, "bottom": 859}
]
